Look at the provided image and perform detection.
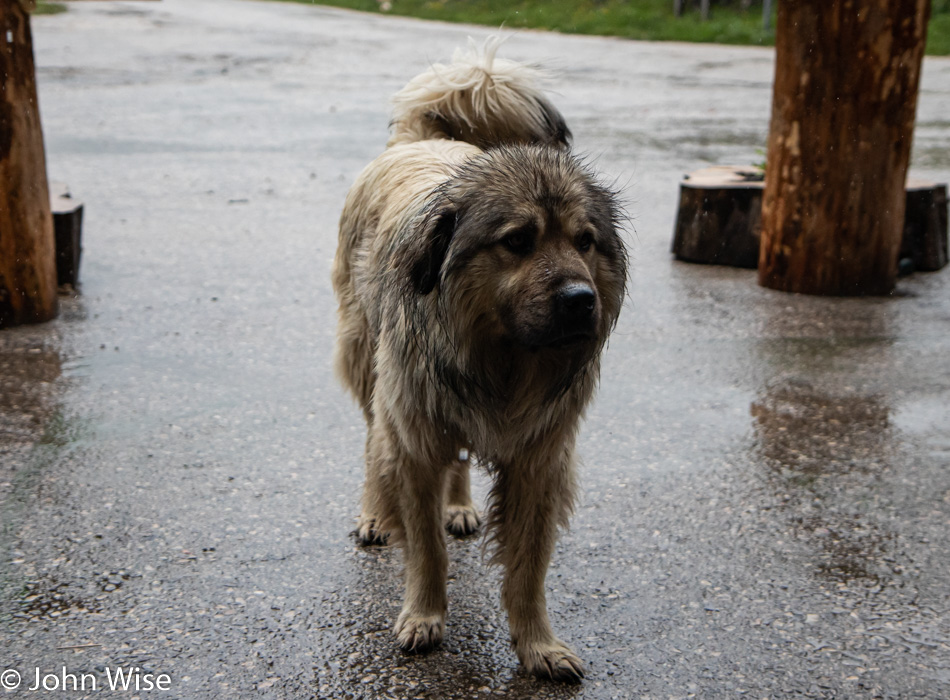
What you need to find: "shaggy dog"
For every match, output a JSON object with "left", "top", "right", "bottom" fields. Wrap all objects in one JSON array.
[{"left": 332, "top": 40, "right": 627, "bottom": 682}]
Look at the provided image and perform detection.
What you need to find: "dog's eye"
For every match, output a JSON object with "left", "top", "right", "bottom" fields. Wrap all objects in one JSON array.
[
  {"left": 576, "top": 231, "right": 595, "bottom": 253},
  {"left": 502, "top": 228, "right": 535, "bottom": 256}
]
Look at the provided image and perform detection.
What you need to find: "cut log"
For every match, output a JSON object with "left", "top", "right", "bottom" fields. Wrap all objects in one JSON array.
[
  {"left": 50, "top": 183, "right": 83, "bottom": 287},
  {"left": 901, "top": 181, "right": 948, "bottom": 273},
  {"left": 0, "top": 0, "right": 57, "bottom": 327},
  {"left": 758, "top": 0, "right": 931, "bottom": 296},
  {"left": 671, "top": 166, "right": 763, "bottom": 269},
  {"left": 672, "top": 167, "right": 948, "bottom": 275}
]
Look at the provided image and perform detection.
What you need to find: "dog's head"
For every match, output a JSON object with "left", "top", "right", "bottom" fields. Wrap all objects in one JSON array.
[{"left": 397, "top": 145, "right": 627, "bottom": 356}]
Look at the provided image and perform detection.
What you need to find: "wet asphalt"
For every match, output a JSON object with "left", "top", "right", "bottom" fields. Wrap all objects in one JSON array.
[{"left": 2, "top": 1, "right": 950, "bottom": 698}]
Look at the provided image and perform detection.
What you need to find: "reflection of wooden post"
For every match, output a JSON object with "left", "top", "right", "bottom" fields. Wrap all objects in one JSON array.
[
  {"left": 759, "top": 0, "right": 931, "bottom": 296},
  {"left": 0, "top": 0, "right": 58, "bottom": 327}
]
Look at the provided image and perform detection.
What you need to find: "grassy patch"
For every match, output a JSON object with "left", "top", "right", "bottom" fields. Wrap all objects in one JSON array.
[
  {"left": 33, "top": 2, "right": 68, "bottom": 15},
  {"left": 927, "top": 11, "right": 950, "bottom": 55},
  {"left": 271, "top": 0, "right": 949, "bottom": 55}
]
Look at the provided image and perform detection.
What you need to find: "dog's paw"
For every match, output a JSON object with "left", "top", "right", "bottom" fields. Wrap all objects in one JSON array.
[
  {"left": 517, "top": 639, "right": 585, "bottom": 683},
  {"left": 394, "top": 611, "right": 444, "bottom": 654},
  {"left": 354, "top": 515, "right": 389, "bottom": 546},
  {"left": 445, "top": 504, "right": 481, "bottom": 538}
]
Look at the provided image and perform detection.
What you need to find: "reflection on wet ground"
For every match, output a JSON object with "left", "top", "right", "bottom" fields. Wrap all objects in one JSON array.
[
  {"left": 0, "top": 335, "right": 62, "bottom": 462},
  {"left": 752, "top": 380, "right": 895, "bottom": 583},
  {"left": 735, "top": 292, "right": 950, "bottom": 696},
  {"left": 1, "top": 298, "right": 90, "bottom": 633}
]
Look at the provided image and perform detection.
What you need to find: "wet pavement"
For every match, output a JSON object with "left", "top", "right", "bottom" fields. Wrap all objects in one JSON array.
[{"left": 2, "top": 1, "right": 950, "bottom": 697}]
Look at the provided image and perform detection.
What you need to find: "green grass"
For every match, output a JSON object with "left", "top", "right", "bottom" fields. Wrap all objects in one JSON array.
[
  {"left": 928, "top": 10, "right": 950, "bottom": 55},
  {"left": 33, "top": 2, "right": 68, "bottom": 14},
  {"left": 29, "top": 0, "right": 949, "bottom": 54},
  {"left": 271, "top": 0, "right": 950, "bottom": 55}
]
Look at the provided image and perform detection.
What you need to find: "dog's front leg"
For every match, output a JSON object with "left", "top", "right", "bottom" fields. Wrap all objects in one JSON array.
[
  {"left": 493, "top": 448, "right": 584, "bottom": 682},
  {"left": 393, "top": 449, "right": 449, "bottom": 653}
]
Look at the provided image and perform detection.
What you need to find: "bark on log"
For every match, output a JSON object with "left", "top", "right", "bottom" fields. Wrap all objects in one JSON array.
[
  {"left": 0, "top": 0, "right": 57, "bottom": 327},
  {"left": 759, "top": 0, "right": 931, "bottom": 296}
]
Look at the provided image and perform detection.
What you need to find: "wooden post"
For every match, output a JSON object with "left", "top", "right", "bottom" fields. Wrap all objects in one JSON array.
[
  {"left": 758, "top": 1, "right": 931, "bottom": 296},
  {"left": 0, "top": 0, "right": 58, "bottom": 327}
]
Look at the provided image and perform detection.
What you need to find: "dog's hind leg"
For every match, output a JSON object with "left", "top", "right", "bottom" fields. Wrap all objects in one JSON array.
[
  {"left": 356, "top": 417, "right": 391, "bottom": 546},
  {"left": 444, "top": 454, "right": 481, "bottom": 538},
  {"left": 336, "top": 305, "right": 389, "bottom": 545}
]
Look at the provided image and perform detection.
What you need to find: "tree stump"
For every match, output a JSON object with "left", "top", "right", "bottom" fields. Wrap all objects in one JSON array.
[
  {"left": 758, "top": 0, "right": 931, "bottom": 296},
  {"left": 672, "top": 167, "right": 948, "bottom": 275},
  {"left": 50, "top": 183, "right": 83, "bottom": 287},
  {"left": 902, "top": 181, "right": 948, "bottom": 273},
  {"left": 671, "top": 166, "right": 763, "bottom": 269},
  {"left": 0, "top": 0, "right": 58, "bottom": 327}
]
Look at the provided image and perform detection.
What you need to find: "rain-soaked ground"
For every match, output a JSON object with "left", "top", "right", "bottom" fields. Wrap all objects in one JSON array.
[{"left": 2, "top": 1, "right": 950, "bottom": 698}]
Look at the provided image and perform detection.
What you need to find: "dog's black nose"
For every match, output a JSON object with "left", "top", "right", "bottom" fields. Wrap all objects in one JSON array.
[
  {"left": 558, "top": 283, "right": 596, "bottom": 317},
  {"left": 541, "top": 282, "right": 598, "bottom": 347}
]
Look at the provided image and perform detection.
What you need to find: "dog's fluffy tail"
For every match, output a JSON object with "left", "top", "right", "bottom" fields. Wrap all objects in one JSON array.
[{"left": 388, "top": 37, "right": 571, "bottom": 150}]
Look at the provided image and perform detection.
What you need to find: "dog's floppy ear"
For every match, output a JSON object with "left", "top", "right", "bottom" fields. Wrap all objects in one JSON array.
[{"left": 407, "top": 204, "right": 457, "bottom": 295}]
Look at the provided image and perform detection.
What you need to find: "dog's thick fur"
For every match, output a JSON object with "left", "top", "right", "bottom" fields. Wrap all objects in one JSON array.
[{"left": 332, "top": 40, "right": 627, "bottom": 682}]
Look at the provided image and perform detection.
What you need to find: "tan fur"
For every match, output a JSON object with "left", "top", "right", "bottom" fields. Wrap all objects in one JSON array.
[
  {"left": 388, "top": 38, "right": 570, "bottom": 150},
  {"left": 332, "top": 42, "right": 627, "bottom": 683}
]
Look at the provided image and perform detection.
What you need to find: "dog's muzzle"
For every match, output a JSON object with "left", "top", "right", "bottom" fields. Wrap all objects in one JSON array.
[{"left": 549, "top": 282, "right": 597, "bottom": 346}]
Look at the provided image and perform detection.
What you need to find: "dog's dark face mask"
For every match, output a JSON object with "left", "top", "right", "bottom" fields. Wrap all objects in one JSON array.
[{"left": 401, "top": 145, "right": 627, "bottom": 356}]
